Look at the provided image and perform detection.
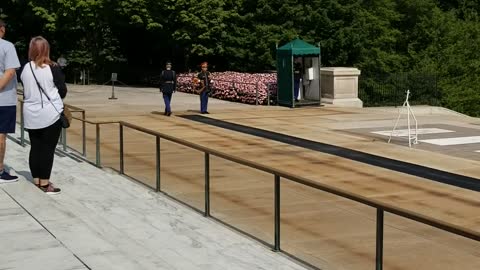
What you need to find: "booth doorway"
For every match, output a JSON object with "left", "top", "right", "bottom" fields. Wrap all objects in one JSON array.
[{"left": 277, "top": 38, "right": 321, "bottom": 108}]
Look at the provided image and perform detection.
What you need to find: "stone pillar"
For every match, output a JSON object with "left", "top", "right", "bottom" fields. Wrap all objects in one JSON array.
[{"left": 321, "top": 67, "right": 363, "bottom": 107}]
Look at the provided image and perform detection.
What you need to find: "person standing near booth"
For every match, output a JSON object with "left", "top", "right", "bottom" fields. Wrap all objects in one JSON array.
[
  {"left": 293, "top": 62, "right": 302, "bottom": 102},
  {"left": 160, "top": 61, "right": 176, "bottom": 116},
  {"left": 197, "top": 62, "right": 212, "bottom": 114}
]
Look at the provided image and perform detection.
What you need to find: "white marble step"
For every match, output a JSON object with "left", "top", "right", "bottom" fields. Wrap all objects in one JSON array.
[
  {"left": 0, "top": 188, "right": 87, "bottom": 270},
  {"left": 5, "top": 139, "right": 307, "bottom": 270},
  {"left": 1, "top": 178, "right": 158, "bottom": 270}
]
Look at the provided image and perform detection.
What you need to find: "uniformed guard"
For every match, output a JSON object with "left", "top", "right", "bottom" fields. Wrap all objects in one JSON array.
[
  {"left": 197, "top": 62, "right": 212, "bottom": 114},
  {"left": 160, "top": 61, "right": 176, "bottom": 116},
  {"left": 293, "top": 62, "right": 302, "bottom": 102}
]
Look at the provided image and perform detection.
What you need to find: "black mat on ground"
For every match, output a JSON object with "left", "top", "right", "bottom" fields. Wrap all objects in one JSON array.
[{"left": 181, "top": 115, "right": 480, "bottom": 192}]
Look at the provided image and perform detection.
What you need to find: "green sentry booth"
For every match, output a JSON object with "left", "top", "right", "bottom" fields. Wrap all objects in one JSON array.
[{"left": 276, "top": 38, "right": 321, "bottom": 107}]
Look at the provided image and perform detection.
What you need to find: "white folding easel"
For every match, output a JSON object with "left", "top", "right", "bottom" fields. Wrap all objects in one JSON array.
[{"left": 388, "top": 90, "right": 418, "bottom": 148}]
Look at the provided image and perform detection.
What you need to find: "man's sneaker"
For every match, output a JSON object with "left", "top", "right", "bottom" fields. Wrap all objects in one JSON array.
[
  {"left": 0, "top": 171, "right": 19, "bottom": 183},
  {"left": 39, "top": 183, "right": 61, "bottom": 195}
]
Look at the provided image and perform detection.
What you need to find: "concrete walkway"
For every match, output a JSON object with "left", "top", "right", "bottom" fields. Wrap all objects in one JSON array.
[{"left": 0, "top": 138, "right": 307, "bottom": 270}]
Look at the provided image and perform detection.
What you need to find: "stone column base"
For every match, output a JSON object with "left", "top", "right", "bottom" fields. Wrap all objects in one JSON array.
[
  {"left": 321, "top": 67, "right": 363, "bottom": 108},
  {"left": 321, "top": 97, "right": 363, "bottom": 108}
]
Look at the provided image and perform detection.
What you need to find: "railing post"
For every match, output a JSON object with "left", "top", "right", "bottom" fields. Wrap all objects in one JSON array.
[
  {"left": 255, "top": 82, "right": 259, "bottom": 105},
  {"left": 267, "top": 84, "right": 270, "bottom": 106},
  {"left": 119, "top": 124, "right": 124, "bottom": 174},
  {"left": 274, "top": 174, "right": 281, "bottom": 251},
  {"left": 95, "top": 123, "right": 101, "bottom": 167},
  {"left": 62, "top": 128, "right": 67, "bottom": 152},
  {"left": 82, "top": 111, "right": 86, "bottom": 156},
  {"left": 376, "top": 208, "right": 384, "bottom": 270},
  {"left": 20, "top": 102, "right": 25, "bottom": 146},
  {"left": 204, "top": 153, "right": 210, "bottom": 217},
  {"left": 156, "top": 136, "right": 161, "bottom": 192}
]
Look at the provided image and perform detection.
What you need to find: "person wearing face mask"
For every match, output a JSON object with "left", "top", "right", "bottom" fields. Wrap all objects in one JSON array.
[{"left": 159, "top": 61, "right": 176, "bottom": 116}]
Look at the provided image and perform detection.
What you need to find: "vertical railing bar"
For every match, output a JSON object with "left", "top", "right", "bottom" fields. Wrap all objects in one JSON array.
[
  {"left": 95, "top": 123, "right": 101, "bottom": 167},
  {"left": 82, "top": 111, "right": 86, "bottom": 156},
  {"left": 274, "top": 174, "right": 281, "bottom": 252},
  {"left": 204, "top": 152, "right": 210, "bottom": 217},
  {"left": 267, "top": 83, "right": 270, "bottom": 106},
  {"left": 376, "top": 208, "right": 384, "bottom": 270},
  {"left": 20, "top": 102, "right": 25, "bottom": 146},
  {"left": 255, "top": 82, "right": 259, "bottom": 106},
  {"left": 62, "top": 128, "right": 67, "bottom": 152},
  {"left": 155, "top": 136, "right": 161, "bottom": 192},
  {"left": 119, "top": 124, "right": 124, "bottom": 174}
]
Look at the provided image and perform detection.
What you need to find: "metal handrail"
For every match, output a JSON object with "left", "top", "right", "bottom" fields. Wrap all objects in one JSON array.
[
  {"left": 16, "top": 96, "right": 116, "bottom": 165},
  {"left": 71, "top": 116, "right": 118, "bottom": 125},
  {"left": 69, "top": 116, "right": 119, "bottom": 166},
  {"left": 118, "top": 121, "right": 479, "bottom": 242},
  {"left": 13, "top": 97, "right": 480, "bottom": 270},
  {"left": 118, "top": 121, "right": 479, "bottom": 270},
  {"left": 65, "top": 104, "right": 85, "bottom": 112}
]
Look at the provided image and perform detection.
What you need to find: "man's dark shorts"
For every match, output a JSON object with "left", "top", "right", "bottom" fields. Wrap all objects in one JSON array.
[{"left": 0, "top": 106, "right": 16, "bottom": 133}]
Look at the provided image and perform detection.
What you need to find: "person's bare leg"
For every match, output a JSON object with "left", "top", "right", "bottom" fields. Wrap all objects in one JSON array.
[
  {"left": 39, "top": 178, "right": 60, "bottom": 194},
  {"left": 33, "top": 178, "right": 40, "bottom": 186},
  {"left": 0, "top": 133, "right": 6, "bottom": 172},
  {"left": 0, "top": 133, "right": 18, "bottom": 181},
  {"left": 39, "top": 179, "right": 49, "bottom": 187}
]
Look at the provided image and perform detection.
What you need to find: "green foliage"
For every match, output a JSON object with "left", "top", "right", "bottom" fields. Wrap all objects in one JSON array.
[
  {"left": 171, "top": 0, "right": 232, "bottom": 56},
  {"left": 1, "top": 0, "right": 479, "bottom": 115}
]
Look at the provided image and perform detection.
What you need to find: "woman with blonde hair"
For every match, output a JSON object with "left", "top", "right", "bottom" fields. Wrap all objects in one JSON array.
[{"left": 20, "top": 36, "right": 67, "bottom": 194}]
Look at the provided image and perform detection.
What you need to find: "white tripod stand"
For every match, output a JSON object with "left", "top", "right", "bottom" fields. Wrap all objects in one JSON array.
[{"left": 388, "top": 90, "right": 418, "bottom": 148}]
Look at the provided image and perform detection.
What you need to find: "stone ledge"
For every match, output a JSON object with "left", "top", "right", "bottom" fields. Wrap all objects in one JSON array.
[
  {"left": 321, "top": 97, "right": 363, "bottom": 108},
  {"left": 321, "top": 67, "right": 361, "bottom": 76}
]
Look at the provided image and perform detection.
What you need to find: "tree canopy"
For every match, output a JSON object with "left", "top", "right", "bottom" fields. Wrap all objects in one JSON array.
[{"left": 1, "top": 0, "right": 479, "bottom": 115}]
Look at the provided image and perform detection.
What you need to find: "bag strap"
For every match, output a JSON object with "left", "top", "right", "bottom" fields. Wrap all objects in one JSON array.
[{"left": 29, "top": 62, "right": 62, "bottom": 115}]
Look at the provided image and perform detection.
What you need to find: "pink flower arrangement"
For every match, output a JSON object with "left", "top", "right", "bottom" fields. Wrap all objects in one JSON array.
[{"left": 177, "top": 72, "right": 277, "bottom": 105}]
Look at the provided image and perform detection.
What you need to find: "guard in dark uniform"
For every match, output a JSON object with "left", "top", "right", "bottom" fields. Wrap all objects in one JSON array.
[
  {"left": 160, "top": 61, "right": 176, "bottom": 116},
  {"left": 293, "top": 62, "right": 302, "bottom": 102},
  {"left": 197, "top": 62, "right": 212, "bottom": 114}
]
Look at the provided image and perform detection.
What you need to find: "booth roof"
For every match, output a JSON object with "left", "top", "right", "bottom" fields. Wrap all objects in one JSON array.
[{"left": 277, "top": 38, "right": 320, "bottom": 56}]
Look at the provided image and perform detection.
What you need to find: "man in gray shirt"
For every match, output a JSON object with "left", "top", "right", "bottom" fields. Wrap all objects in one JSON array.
[{"left": 0, "top": 19, "right": 20, "bottom": 182}]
